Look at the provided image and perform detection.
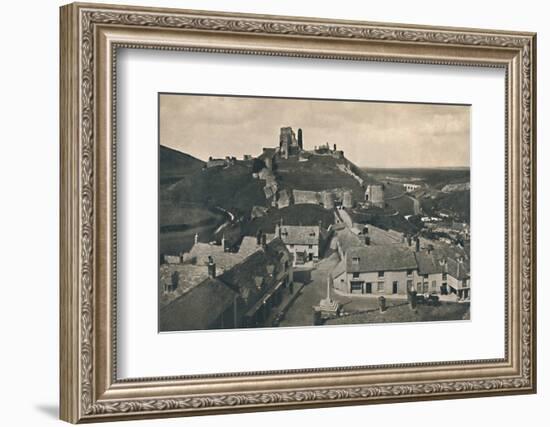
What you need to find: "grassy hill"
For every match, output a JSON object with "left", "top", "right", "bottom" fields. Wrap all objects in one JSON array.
[
  {"left": 421, "top": 190, "right": 470, "bottom": 222},
  {"left": 159, "top": 145, "right": 205, "bottom": 184},
  {"left": 166, "top": 162, "right": 266, "bottom": 217},
  {"left": 159, "top": 147, "right": 380, "bottom": 255},
  {"left": 275, "top": 155, "right": 376, "bottom": 201}
]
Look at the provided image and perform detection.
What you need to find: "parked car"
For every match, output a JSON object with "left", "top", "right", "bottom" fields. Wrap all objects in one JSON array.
[{"left": 415, "top": 293, "right": 440, "bottom": 306}]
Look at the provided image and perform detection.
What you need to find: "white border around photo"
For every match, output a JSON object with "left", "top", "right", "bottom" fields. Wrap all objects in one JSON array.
[{"left": 116, "top": 49, "right": 505, "bottom": 379}]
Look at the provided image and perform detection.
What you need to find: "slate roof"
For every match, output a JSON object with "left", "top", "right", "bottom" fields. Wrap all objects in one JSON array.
[
  {"left": 336, "top": 227, "right": 363, "bottom": 254},
  {"left": 159, "top": 277, "right": 237, "bottom": 331},
  {"left": 187, "top": 242, "right": 224, "bottom": 259},
  {"left": 414, "top": 251, "right": 442, "bottom": 275},
  {"left": 237, "top": 236, "right": 262, "bottom": 257},
  {"left": 277, "top": 225, "right": 320, "bottom": 246},
  {"left": 160, "top": 237, "right": 291, "bottom": 330},
  {"left": 220, "top": 238, "right": 291, "bottom": 314},
  {"left": 159, "top": 264, "right": 210, "bottom": 308},
  {"left": 446, "top": 257, "right": 470, "bottom": 281},
  {"left": 345, "top": 246, "right": 417, "bottom": 273},
  {"left": 185, "top": 242, "right": 244, "bottom": 271},
  {"left": 415, "top": 248, "right": 470, "bottom": 280},
  {"left": 331, "top": 259, "right": 347, "bottom": 279}
]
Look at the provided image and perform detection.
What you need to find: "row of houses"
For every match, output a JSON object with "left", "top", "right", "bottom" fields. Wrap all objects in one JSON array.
[
  {"left": 332, "top": 244, "right": 470, "bottom": 300},
  {"left": 160, "top": 235, "right": 293, "bottom": 331}
]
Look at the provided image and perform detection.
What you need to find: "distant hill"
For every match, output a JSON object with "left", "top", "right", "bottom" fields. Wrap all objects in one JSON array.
[
  {"left": 159, "top": 145, "right": 205, "bottom": 184},
  {"left": 364, "top": 167, "right": 470, "bottom": 190}
]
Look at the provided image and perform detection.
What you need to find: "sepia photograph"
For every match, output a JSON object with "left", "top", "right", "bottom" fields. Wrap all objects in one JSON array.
[{"left": 158, "top": 94, "right": 471, "bottom": 332}]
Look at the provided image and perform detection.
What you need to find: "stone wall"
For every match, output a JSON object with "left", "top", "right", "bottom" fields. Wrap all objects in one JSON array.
[{"left": 293, "top": 189, "right": 319, "bottom": 205}]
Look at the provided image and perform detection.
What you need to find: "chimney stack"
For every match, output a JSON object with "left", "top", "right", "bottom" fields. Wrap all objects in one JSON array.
[
  {"left": 261, "top": 233, "right": 267, "bottom": 249},
  {"left": 207, "top": 255, "right": 216, "bottom": 278},
  {"left": 415, "top": 237, "right": 420, "bottom": 252},
  {"left": 364, "top": 235, "right": 371, "bottom": 246},
  {"left": 168, "top": 270, "right": 180, "bottom": 292},
  {"left": 194, "top": 233, "right": 199, "bottom": 245},
  {"left": 256, "top": 229, "right": 262, "bottom": 245}
]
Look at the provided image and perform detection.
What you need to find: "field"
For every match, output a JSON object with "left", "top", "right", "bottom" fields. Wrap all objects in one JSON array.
[
  {"left": 365, "top": 167, "right": 470, "bottom": 190},
  {"left": 386, "top": 195, "right": 418, "bottom": 216},
  {"left": 421, "top": 190, "right": 470, "bottom": 222},
  {"left": 348, "top": 208, "right": 422, "bottom": 235}
]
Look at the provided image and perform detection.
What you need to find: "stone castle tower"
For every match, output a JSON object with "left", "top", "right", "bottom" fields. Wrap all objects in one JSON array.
[
  {"left": 279, "top": 127, "right": 301, "bottom": 159},
  {"left": 365, "top": 184, "right": 385, "bottom": 208}
]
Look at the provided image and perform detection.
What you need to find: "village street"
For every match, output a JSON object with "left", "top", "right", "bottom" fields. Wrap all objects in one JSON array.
[
  {"left": 279, "top": 249, "right": 439, "bottom": 327},
  {"left": 279, "top": 252, "right": 340, "bottom": 327},
  {"left": 280, "top": 251, "right": 404, "bottom": 327}
]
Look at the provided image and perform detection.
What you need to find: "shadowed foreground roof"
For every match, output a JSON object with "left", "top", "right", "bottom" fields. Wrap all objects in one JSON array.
[
  {"left": 160, "top": 277, "right": 237, "bottom": 331},
  {"left": 159, "top": 264, "right": 209, "bottom": 308}
]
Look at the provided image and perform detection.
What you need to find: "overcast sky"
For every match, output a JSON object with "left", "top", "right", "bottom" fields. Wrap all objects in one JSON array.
[{"left": 159, "top": 94, "right": 470, "bottom": 168}]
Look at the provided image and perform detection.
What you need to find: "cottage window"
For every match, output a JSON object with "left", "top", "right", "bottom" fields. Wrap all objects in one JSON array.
[
  {"left": 352, "top": 257, "right": 360, "bottom": 265},
  {"left": 431, "top": 280, "right": 437, "bottom": 289},
  {"left": 377, "top": 271, "right": 384, "bottom": 278},
  {"left": 351, "top": 282, "right": 363, "bottom": 292},
  {"left": 308, "top": 244, "right": 312, "bottom": 249},
  {"left": 309, "top": 231, "right": 316, "bottom": 237},
  {"left": 377, "top": 281, "right": 385, "bottom": 292},
  {"left": 423, "top": 274, "right": 429, "bottom": 279},
  {"left": 406, "top": 269, "right": 413, "bottom": 277},
  {"left": 352, "top": 272, "right": 360, "bottom": 279},
  {"left": 290, "top": 244, "right": 294, "bottom": 248},
  {"left": 442, "top": 273, "right": 448, "bottom": 280}
]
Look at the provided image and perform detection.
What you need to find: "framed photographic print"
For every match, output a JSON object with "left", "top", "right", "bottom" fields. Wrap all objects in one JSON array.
[{"left": 60, "top": 2, "right": 537, "bottom": 423}]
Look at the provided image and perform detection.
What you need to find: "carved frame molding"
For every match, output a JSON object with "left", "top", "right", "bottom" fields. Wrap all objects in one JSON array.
[{"left": 60, "top": 2, "right": 536, "bottom": 423}]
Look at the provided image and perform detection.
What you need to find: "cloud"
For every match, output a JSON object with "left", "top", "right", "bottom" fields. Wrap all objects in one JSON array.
[{"left": 160, "top": 94, "right": 470, "bottom": 168}]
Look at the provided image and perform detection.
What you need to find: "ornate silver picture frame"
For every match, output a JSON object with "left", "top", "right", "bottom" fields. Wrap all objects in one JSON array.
[{"left": 60, "top": 2, "right": 536, "bottom": 423}]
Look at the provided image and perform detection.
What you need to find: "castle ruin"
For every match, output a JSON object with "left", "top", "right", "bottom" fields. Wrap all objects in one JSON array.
[
  {"left": 365, "top": 184, "right": 385, "bottom": 208},
  {"left": 279, "top": 126, "right": 302, "bottom": 159}
]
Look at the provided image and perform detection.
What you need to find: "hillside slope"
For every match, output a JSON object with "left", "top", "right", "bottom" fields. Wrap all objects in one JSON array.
[
  {"left": 275, "top": 155, "right": 376, "bottom": 201},
  {"left": 159, "top": 145, "right": 205, "bottom": 184},
  {"left": 165, "top": 161, "right": 266, "bottom": 216}
]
